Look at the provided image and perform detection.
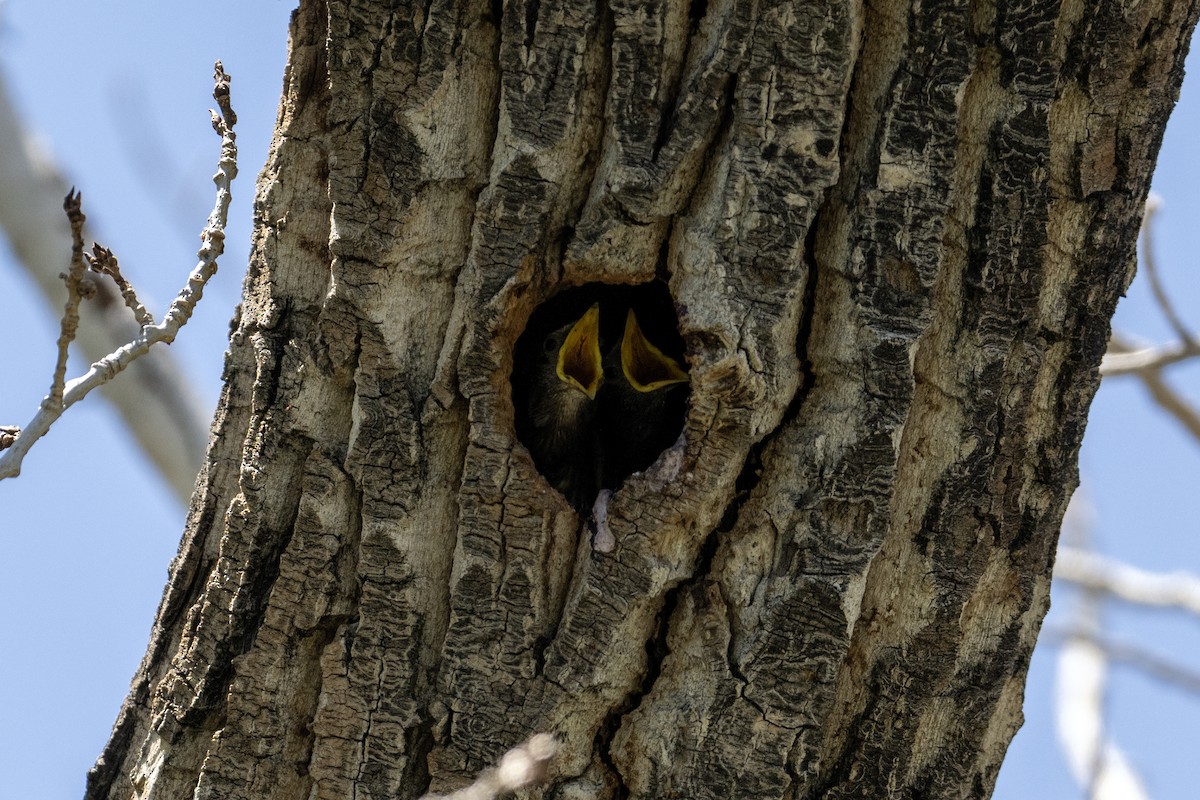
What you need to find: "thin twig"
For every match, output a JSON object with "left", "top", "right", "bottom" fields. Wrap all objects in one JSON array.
[
  {"left": 0, "top": 63, "right": 237, "bottom": 484},
  {"left": 1101, "top": 197, "right": 1200, "bottom": 379},
  {"left": 0, "top": 68, "right": 209, "bottom": 501},
  {"left": 1105, "top": 334, "right": 1200, "bottom": 442},
  {"left": 1045, "top": 627, "right": 1200, "bottom": 695},
  {"left": 1139, "top": 195, "right": 1195, "bottom": 347},
  {"left": 1132, "top": 368, "right": 1200, "bottom": 442},
  {"left": 86, "top": 243, "right": 155, "bottom": 326},
  {"left": 1101, "top": 197, "right": 1200, "bottom": 434},
  {"left": 48, "top": 190, "right": 89, "bottom": 408}
]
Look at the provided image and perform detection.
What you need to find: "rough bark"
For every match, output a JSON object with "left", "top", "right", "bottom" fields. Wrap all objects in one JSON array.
[{"left": 87, "top": 0, "right": 1197, "bottom": 799}]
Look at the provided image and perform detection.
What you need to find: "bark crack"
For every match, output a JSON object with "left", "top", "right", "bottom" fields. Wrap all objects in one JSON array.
[
  {"left": 649, "top": 0, "right": 705, "bottom": 161},
  {"left": 781, "top": 201, "right": 824, "bottom": 425},
  {"left": 580, "top": 0, "right": 616, "bottom": 226},
  {"left": 589, "top": 573, "right": 689, "bottom": 797},
  {"left": 354, "top": 634, "right": 391, "bottom": 791}
]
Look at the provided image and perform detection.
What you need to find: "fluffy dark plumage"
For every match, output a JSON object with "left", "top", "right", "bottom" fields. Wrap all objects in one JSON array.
[
  {"left": 518, "top": 303, "right": 605, "bottom": 510},
  {"left": 598, "top": 309, "right": 688, "bottom": 489}
]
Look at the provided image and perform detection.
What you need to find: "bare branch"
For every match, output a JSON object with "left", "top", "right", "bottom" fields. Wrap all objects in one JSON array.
[
  {"left": 1139, "top": 195, "right": 1196, "bottom": 348},
  {"left": 86, "top": 243, "right": 155, "bottom": 326},
  {"left": 49, "top": 189, "right": 89, "bottom": 408},
  {"left": 1056, "top": 547, "right": 1200, "bottom": 617},
  {"left": 418, "top": 734, "right": 558, "bottom": 800},
  {"left": 1045, "top": 628, "right": 1200, "bottom": 695},
  {"left": 0, "top": 67, "right": 209, "bottom": 501},
  {"left": 1054, "top": 499, "right": 1148, "bottom": 800},
  {"left": 1100, "top": 337, "right": 1200, "bottom": 376},
  {"left": 1128, "top": 368, "right": 1200, "bottom": 442},
  {"left": 1055, "top": 632, "right": 1150, "bottom": 800},
  {"left": 1101, "top": 196, "right": 1200, "bottom": 385},
  {"left": 1105, "top": 334, "right": 1200, "bottom": 442},
  {"left": 0, "top": 63, "right": 238, "bottom": 485}
]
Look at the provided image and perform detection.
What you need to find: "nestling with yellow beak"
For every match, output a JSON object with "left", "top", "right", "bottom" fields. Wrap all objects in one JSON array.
[
  {"left": 514, "top": 295, "right": 689, "bottom": 513},
  {"left": 599, "top": 309, "right": 689, "bottom": 488},
  {"left": 518, "top": 303, "right": 605, "bottom": 510}
]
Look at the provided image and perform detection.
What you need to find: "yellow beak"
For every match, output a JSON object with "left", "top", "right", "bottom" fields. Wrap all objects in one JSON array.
[
  {"left": 557, "top": 303, "right": 604, "bottom": 399},
  {"left": 621, "top": 309, "right": 688, "bottom": 392}
]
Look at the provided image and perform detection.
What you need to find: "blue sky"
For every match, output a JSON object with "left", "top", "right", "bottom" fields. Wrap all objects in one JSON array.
[{"left": 1, "top": 2, "right": 1197, "bottom": 798}]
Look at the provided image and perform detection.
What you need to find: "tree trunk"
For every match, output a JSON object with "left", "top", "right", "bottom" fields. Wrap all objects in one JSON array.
[{"left": 87, "top": 1, "right": 1197, "bottom": 798}]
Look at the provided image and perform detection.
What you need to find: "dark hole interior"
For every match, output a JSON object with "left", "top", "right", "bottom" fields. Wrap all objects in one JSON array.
[{"left": 512, "top": 281, "right": 689, "bottom": 511}]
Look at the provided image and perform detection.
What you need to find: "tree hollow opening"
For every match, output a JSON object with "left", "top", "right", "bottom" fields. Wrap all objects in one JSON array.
[{"left": 512, "top": 282, "right": 689, "bottom": 511}]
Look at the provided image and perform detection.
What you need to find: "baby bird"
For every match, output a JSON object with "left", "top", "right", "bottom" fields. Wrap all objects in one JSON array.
[
  {"left": 600, "top": 309, "right": 689, "bottom": 488},
  {"left": 520, "top": 303, "right": 605, "bottom": 510}
]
